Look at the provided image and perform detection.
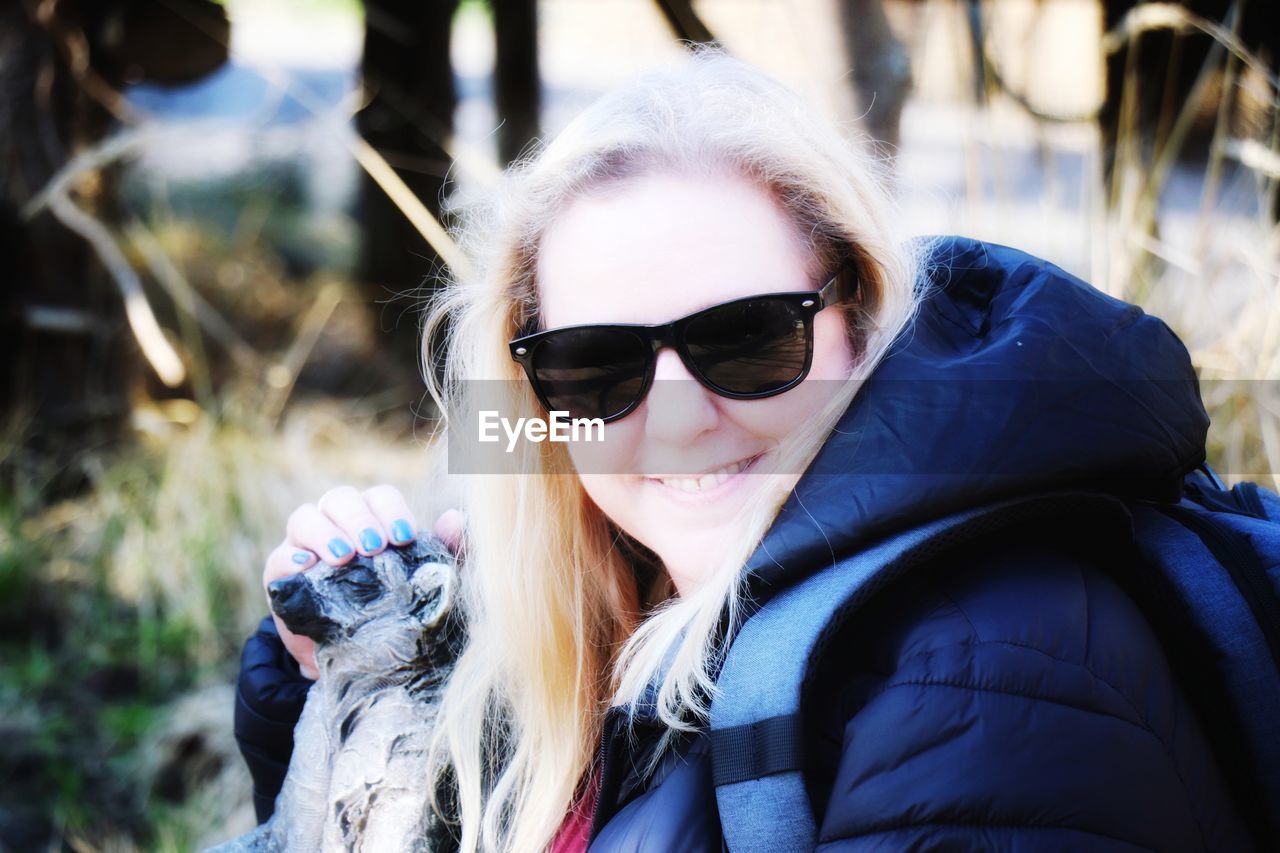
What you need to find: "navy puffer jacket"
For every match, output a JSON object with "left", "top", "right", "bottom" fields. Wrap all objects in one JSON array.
[{"left": 234, "top": 237, "right": 1259, "bottom": 850}]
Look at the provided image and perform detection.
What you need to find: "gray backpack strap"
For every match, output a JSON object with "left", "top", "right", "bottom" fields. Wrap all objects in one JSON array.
[{"left": 709, "top": 492, "right": 1126, "bottom": 852}]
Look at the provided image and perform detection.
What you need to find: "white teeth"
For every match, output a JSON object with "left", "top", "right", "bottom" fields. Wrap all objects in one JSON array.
[{"left": 656, "top": 457, "right": 753, "bottom": 493}]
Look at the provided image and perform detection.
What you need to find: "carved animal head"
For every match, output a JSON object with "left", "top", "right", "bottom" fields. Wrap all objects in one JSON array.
[{"left": 266, "top": 536, "right": 458, "bottom": 676}]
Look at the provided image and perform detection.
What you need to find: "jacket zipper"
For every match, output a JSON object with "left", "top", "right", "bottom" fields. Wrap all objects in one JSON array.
[
  {"left": 585, "top": 707, "right": 618, "bottom": 847},
  {"left": 1162, "top": 505, "right": 1280, "bottom": 670}
]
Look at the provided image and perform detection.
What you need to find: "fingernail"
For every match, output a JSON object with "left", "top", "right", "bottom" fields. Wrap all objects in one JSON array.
[
  {"left": 390, "top": 519, "right": 413, "bottom": 544},
  {"left": 328, "top": 538, "right": 353, "bottom": 559},
  {"left": 291, "top": 550, "right": 314, "bottom": 566},
  {"left": 359, "top": 528, "right": 383, "bottom": 552}
]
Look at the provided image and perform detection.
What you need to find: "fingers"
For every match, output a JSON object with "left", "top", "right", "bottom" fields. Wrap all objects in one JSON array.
[
  {"left": 265, "top": 537, "right": 319, "bottom": 590},
  {"left": 280, "top": 484, "right": 422, "bottom": 569},
  {"left": 362, "top": 484, "right": 418, "bottom": 546},
  {"left": 433, "top": 508, "right": 467, "bottom": 555},
  {"left": 287, "top": 500, "right": 362, "bottom": 565},
  {"left": 317, "top": 485, "right": 389, "bottom": 558}
]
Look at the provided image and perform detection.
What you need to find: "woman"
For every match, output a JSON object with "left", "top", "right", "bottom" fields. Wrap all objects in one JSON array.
[{"left": 236, "top": 49, "right": 1256, "bottom": 850}]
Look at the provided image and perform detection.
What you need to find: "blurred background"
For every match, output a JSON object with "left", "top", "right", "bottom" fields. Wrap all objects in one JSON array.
[{"left": 1, "top": 0, "right": 1277, "bottom": 848}]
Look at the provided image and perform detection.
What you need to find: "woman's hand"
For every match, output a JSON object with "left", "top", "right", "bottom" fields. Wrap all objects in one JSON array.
[{"left": 263, "top": 484, "right": 466, "bottom": 680}]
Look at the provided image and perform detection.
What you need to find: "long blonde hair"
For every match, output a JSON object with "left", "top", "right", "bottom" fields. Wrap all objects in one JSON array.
[{"left": 420, "top": 46, "right": 925, "bottom": 852}]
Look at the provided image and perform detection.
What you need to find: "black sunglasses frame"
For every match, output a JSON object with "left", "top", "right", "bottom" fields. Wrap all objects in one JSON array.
[{"left": 508, "top": 267, "right": 852, "bottom": 424}]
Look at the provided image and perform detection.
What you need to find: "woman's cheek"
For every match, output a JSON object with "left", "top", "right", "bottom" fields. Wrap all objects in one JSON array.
[
  {"left": 722, "top": 393, "right": 816, "bottom": 450},
  {"left": 576, "top": 473, "right": 648, "bottom": 547},
  {"left": 812, "top": 311, "right": 857, "bottom": 379},
  {"left": 566, "top": 419, "right": 637, "bottom": 476}
]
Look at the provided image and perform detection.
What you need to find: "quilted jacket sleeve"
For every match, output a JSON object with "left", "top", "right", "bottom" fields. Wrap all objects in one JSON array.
[
  {"left": 808, "top": 535, "right": 1255, "bottom": 852},
  {"left": 235, "top": 614, "right": 314, "bottom": 824}
]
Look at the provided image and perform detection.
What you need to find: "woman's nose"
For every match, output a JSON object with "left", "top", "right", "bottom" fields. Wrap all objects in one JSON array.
[{"left": 642, "top": 348, "right": 719, "bottom": 444}]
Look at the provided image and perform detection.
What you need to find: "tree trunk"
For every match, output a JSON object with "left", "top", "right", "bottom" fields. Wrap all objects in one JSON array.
[
  {"left": 837, "top": 0, "right": 912, "bottom": 151},
  {"left": 493, "top": 0, "right": 540, "bottom": 167},
  {"left": 354, "top": 0, "right": 460, "bottom": 392}
]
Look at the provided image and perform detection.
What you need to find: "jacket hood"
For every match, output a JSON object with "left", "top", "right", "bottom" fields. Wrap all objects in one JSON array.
[{"left": 743, "top": 236, "right": 1209, "bottom": 595}]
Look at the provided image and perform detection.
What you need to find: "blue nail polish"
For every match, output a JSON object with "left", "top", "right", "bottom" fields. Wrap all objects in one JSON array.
[
  {"left": 291, "top": 550, "right": 312, "bottom": 565},
  {"left": 328, "top": 538, "right": 353, "bottom": 559},
  {"left": 359, "top": 528, "right": 383, "bottom": 552},
  {"left": 391, "top": 519, "right": 413, "bottom": 544}
]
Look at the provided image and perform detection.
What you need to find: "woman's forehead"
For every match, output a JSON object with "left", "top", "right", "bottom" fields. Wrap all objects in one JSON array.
[{"left": 535, "top": 171, "right": 815, "bottom": 328}]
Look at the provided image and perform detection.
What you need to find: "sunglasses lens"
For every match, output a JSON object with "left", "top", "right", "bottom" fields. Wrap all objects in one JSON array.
[
  {"left": 529, "top": 328, "right": 650, "bottom": 420},
  {"left": 684, "top": 298, "right": 809, "bottom": 395}
]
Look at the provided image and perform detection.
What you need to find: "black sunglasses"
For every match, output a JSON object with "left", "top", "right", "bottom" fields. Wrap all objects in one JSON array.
[{"left": 508, "top": 265, "right": 854, "bottom": 424}]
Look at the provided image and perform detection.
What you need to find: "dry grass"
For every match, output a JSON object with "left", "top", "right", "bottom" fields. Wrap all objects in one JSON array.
[
  {"left": 1, "top": 389, "right": 443, "bottom": 848},
  {"left": 1099, "top": 12, "right": 1279, "bottom": 487}
]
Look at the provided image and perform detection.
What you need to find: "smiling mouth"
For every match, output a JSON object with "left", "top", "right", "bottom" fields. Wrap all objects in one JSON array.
[{"left": 647, "top": 453, "right": 763, "bottom": 494}]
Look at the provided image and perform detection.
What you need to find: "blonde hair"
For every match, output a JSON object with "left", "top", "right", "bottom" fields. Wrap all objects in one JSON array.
[{"left": 420, "top": 46, "right": 925, "bottom": 852}]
